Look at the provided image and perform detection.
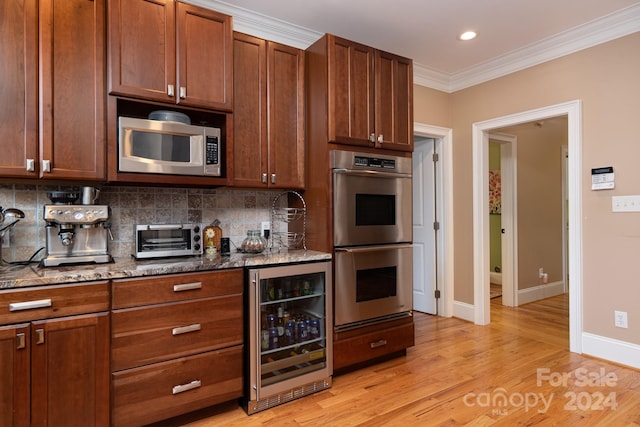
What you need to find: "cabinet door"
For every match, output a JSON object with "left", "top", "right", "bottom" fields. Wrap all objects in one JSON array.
[
  {"left": 267, "top": 42, "right": 305, "bottom": 189},
  {"left": 30, "top": 313, "right": 110, "bottom": 427},
  {"left": 374, "top": 50, "right": 413, "bottom": 152},
  {"left": 176, "top": 2, "right": 233, "bottom": 110},
  {"left": 39, "top": 0, "right": 106, "bottom": 180},
  {"left": 328, "top": 36, "right": 375, "bottom": 147},
  {"left": 108, "top": 0, "right": 176, "bottom": 102},
  {"left": 233, "top": 32, "right": 267, "bottom": 187},
  {"left": 0, "top": 324, "right": 30, "bottom": 427},
  {"left": 0, "top": 0, "right": 37, "bottom": 178}
]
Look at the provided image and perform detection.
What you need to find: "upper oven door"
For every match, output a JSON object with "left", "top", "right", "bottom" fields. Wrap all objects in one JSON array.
[{"left": 333, "top": 168, "right": 412, "bottom": 247}]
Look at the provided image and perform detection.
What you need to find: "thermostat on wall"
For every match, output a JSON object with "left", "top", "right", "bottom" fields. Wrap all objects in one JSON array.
[{"left": 591, "top": 166, "right": 614, "bottom": 190}]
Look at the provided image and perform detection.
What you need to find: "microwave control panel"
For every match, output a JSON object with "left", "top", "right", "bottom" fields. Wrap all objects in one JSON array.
[{"left": 204, "top": 135, "right": 220, "bottom": 176}]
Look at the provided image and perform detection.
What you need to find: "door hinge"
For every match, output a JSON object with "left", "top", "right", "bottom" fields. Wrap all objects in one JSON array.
[
  {"left": 434, "top": 289, "right": 441, "bottom": 299},
  {"left": 433, "top": 221, "right": 440, "bottom": 230},
  {"left": 432, "top": 153, "right": 439, "bottom": 162}
]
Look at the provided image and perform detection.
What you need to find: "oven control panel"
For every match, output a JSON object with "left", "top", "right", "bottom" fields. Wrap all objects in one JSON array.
[{"left": 354, "top": 155, "right": 396, "bottom": 169}]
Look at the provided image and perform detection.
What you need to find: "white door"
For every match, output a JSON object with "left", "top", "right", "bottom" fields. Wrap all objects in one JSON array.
[{"left": 412, "top": 138, "right": 436, "bottom": 314}]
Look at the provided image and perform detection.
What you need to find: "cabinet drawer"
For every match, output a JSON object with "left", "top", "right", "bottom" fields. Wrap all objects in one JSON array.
[
  {"left": 112, "top": 269, "right": 243, "bottom": 308},
  {"left": 112, "top": 295, "right": 242, "bottom": 371},
  {"left": 333, "top": 321, "right": 414, "bottom": 371},
  {"left": 112, "top": 345, "right": 243, "bottom": 427},
  {"left": 0, "top": 281, "right": 109, "bottom": 325}
]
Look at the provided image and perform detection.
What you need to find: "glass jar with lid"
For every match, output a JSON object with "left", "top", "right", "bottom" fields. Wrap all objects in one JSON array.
[{"left": 241, "top": 230, "right": 267, "bottom": 253}]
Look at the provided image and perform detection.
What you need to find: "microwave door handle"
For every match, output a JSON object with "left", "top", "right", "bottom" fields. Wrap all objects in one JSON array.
[
  {"left": 332, "top": 168, "right": 412, "bottom": 179},
  {"left": 146, "top": 224, "right": 184, "bottom": 231},
  {"left": 335, "top": 243, "right": 413, "bottom": 253}
]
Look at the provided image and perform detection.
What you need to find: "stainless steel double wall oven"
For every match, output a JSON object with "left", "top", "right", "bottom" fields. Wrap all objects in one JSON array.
[{"left": 332, "top": 150, "right": 413, "bottom": 330}]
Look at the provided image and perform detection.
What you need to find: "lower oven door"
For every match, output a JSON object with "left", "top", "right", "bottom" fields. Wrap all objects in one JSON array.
[{"left": 334, "top": 243, "right": 413, "bottom": 329}]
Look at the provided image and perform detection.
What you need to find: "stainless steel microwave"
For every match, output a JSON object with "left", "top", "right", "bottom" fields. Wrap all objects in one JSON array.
[{"left": 118, "top": 116, "right": 221, "bottom": 177}]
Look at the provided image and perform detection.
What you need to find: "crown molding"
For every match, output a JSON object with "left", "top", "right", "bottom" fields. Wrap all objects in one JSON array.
[
  {"left": 191, "top": 0, "right": 640, "bottom": 93},
  {"left": 447, "top": 2, "right": 640, "bottom": 92},
  {"left": 188, "top": 0, "right": 322, "bottom": 48}
]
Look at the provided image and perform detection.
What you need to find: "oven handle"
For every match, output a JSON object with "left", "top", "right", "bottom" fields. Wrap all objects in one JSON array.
[
  {"left": 335, "top": 243, "right": 413, "bottom": 253},
  {"left": 333, "top": 168, "right": 412, "bottom": 179},
  {"left": 145, "top": 224, "right": 184, "bottom": 231}
]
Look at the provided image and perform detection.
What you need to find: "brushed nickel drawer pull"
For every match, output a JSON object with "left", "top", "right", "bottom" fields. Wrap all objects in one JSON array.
[
  {"left": 35, "top": 329, "right": 45, "bottom": 345},
  {"left": 172, "top": 380, "right": 201, "bottom": 395},
  {"left": 172, "top": 324, "right": 201, "bottom": 335},
  {"left": 9, "top": 299, "right": 52, "bottom": 312},
  {"left": 370, "top": 339, "right": 387, "bottom": 349},
  {"left": 16, "top": 333, "right": 26, "bottom": 349},
  {"left": 173, "top": 282, "right": 202, "bottom": 292}
]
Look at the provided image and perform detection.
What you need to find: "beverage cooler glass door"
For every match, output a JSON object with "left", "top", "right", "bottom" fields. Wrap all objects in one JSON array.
[{"left": 247, "top": 261, "right": 333, "bottom": 412}]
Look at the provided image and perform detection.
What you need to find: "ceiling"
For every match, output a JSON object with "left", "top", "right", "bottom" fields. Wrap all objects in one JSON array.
[{"left": 198, "top": 0, "right": 640, "bottom": 92}]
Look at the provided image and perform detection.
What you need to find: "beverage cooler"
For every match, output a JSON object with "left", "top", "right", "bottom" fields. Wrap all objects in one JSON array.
[{"left": 244, "top": 261, "right": 332, "bottom": 414}]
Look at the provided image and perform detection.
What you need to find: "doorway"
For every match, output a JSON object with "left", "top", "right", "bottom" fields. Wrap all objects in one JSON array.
[
  {"left": 488, "top": 133, "right": 517, "bottom": 307},
  {"left": 412, "top": 123, "right": 453, "bottom": 317},
  {"left": 472, "top": 100, "right": 582, "bottom": 354}
]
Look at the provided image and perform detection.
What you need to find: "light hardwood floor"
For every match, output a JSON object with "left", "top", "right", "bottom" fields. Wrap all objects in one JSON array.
[{"left": 154, "top": 294, "right": 640, "bottom": 426}]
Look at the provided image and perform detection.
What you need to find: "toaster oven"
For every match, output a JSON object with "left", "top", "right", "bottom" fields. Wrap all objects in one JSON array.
[{"left": 134, "top": 224, "right": 202, "bottom": 259}]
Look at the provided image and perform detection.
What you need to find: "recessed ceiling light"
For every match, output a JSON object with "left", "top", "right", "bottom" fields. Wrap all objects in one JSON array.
[{"left": 458, "top": 31, "right": 477, "bottom": 41}]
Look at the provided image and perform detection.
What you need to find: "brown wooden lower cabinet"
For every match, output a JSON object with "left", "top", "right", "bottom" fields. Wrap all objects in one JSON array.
[
  {"left": 0, "top": 281, "right": 110, "bottom": 427},
  {"left": 333, "top": 319, "right": 415, "bottom": 372},
  {"left": 110, "top": 270, "right": 244, "bottom": 426},
  {"left": 112, "top": 346, "right": 243, "bottom": 427}
]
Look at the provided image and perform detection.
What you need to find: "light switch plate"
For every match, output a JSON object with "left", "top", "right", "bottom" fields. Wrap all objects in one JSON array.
[{"left": 612, "top": 195, "right": 640, "bottom": 212}]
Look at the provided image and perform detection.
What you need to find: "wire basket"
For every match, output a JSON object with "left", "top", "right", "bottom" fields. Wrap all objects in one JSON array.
[
  {"left": 272, "top": 231, "right": 304, "bottom": 248},
  {"left": 270, "top": 191, "right": 306, "bottom": 251},
  {"left": 272, "top": 207, "right": 305, "bottom": 223}
]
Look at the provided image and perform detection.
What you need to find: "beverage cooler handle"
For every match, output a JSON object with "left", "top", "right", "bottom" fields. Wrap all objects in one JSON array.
[{"left": 252, "top": 272, "right": 261, "bottom": 401}]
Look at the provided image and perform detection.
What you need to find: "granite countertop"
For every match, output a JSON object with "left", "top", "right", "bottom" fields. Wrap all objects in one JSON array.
[{"left": 0, "top": 250, "right": 332, "bottom": 290}]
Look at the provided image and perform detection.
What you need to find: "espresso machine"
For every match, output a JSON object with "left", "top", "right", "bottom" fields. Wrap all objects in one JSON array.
[{"left": 42, "top": 187, "right": 112, "bottom": 267}]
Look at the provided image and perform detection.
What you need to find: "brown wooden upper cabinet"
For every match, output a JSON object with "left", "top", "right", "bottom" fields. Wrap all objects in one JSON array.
[
  {"left": 307, "top": 34, "right": 413, "bottom": 152},
  {"left": 108, "top": 0, "right": 233, "bottom": 112},
  {"left": 0, "top": 0, "right": 106, "bottom": 180},
  {"left": 233, "top": 32, "right": 305, "bottom": 189}
]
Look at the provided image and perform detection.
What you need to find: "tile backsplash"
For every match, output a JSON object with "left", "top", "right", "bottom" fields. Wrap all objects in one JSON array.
[{"left": 0, "top": 184, "right": 287, "bottom": 263}]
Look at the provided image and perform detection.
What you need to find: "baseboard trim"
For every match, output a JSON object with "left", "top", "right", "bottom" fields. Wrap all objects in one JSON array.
[
  {"left": 453, "top": 300, "right": 475, "bottom": 322},
  {"left": 518, "top": 281, "right": 565, "bottom": 305},
  {"left": 582, "top": 332, "right": 640, "bottom": 370}
]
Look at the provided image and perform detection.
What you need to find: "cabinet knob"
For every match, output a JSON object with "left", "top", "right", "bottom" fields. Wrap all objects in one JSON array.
[
  {"left": 16, "top": 333, "right": 26, "bottom": 350},
  {"left": 35, "top": 329, "right": 45, "bottom": 345},
  {"left": 42, "top": 160, "right": 51, "bottom": 173},
  {"left": 271, "top": 174, "right": 276, "bottom": 184},
  {"left": 377, "top": 134, "right": 384, "bottom": 143},
  {"left": 262, "top": 173, "right": 267, "bottom": 184},
  {"left": 179, "top": 86, "right": 187, "bottom": 99},
  {"left": 369, "top": 133, "right": 376, "bottom": 143},
  {"left": 167, "top": 84, "right": 175, "bottom": 97},
  {"left": 26, "top": 158, "right": 35, "bottom": 172}
]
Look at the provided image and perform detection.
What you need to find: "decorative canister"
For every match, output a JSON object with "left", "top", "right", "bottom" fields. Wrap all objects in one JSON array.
[{"left": 241, "top": 230, "right": 267, "bottom": 253}]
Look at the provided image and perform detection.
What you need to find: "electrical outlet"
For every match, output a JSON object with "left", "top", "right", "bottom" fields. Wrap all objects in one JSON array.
[
  {"left": 614, "top": 310, "right": 628, "bottom": 328},
  {"left": 261, "top": 221, "right": 270, "bottom": 238}
]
